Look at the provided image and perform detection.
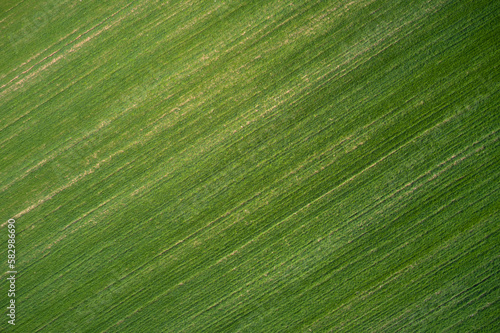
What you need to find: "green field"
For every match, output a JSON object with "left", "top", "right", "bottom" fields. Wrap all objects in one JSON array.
[{"left": 1, "top": 0, "right": 499, "bottom": 331}]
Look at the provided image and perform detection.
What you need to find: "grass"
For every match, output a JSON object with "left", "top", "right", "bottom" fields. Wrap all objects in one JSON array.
[{"left": 1, "top": 0, "right": 499, "bottom": 332}]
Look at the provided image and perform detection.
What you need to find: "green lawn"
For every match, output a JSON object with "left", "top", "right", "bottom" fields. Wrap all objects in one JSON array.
[{"left": 1, "top": 0, "right": 499, "bottom": 332}]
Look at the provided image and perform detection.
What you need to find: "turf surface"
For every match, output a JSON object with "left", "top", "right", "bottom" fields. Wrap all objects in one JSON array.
[{"left": 1, "top": 0, "right": 499, "bottom": 332}]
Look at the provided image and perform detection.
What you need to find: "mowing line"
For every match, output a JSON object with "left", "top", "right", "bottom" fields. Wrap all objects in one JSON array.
[{"left": 0, "top": 2, "right": 134, "bottom": 97}]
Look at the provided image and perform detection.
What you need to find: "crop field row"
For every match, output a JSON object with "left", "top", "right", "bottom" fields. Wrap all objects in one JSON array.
[{"left": 1, "top": 0, "right": 499, "bottom": 331}]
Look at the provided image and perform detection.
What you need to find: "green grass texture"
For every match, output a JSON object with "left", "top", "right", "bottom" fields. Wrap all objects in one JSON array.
[{"left": 1, "top": 0, "right": 499, "bottom": 331}]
